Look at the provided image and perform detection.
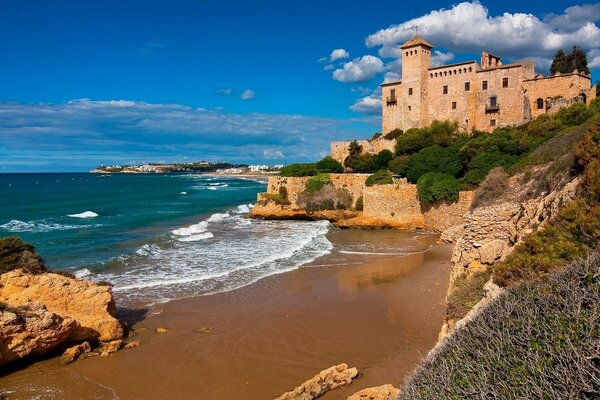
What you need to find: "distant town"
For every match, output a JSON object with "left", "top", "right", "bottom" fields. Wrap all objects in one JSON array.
[{"left": 90, "top": 161, "right": 284, "bottom": 175}]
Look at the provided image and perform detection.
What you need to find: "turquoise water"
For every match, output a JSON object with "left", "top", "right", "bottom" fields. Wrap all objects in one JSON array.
[{"left": 0, "top": 173, "right": 333, "bottom": 305}]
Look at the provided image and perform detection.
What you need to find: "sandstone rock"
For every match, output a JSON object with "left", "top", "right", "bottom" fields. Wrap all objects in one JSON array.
[
  {"left": 195, "top": 327, "right": 211, "bottom": 333},
  {"left": 155, "top": 327, "right": 168, "bottom": 334},
  {"left": 347, "top": 384, "right": 400, "bottom": 400},
  {"left": 478, "top": 239, "right": 505, "bottom": 264},
  {"left": 0, "top": 302, "right": 76, "bottom": 366},
  {"left": 124, "top": 340, "right": 141, "bottom": 349},
  {"left": 59, "top": 341, "right": 91, "bottom": 365},
  {"left": 100, "top": 339, "right": 122, "bottom": 356},
  {"left": 275, "top": 363, "right": 359, "bottom": 400},
  {"left": 0, "top": 269, "right": 123, "bottom": 342}
]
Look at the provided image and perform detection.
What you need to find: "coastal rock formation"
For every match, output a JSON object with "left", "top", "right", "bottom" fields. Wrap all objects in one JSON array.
[
  {"left": 347, "top": 384, "right": 400, "bottom": 400},
  {"left": 0, "top": 302, "right": 77, "bottom": 366},
  {"left": 0, "top": 269, "right": 123, "bottom": 342},
  {"left": 59, "top": 341, "right": 91, "bottom": 365},
  {"left": 274, "top": 363, "right": 359, "bottom": 400}
]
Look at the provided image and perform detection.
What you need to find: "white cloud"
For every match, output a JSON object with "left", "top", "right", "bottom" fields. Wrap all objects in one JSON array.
[
  {"left": 323, "top": 64, "right": 334, "bottom": 71},
  {"left": 588, "top": 48, "right": 600, "bottom": 68},
  {"left": 240, "top": 89, "right": 255, "bottom": 100},
  {"left": 330, "top": 48, "right": 350, "bottom": 62},
  {"left": 333, "top": 55, "right": 384, "bottom": 83},
  {"left": 349, "top": 87, "right": 382, "bottom": 114},
  {"left": 263, "top": 149, "right": 285, "bottom": 159},
  {"left": 217, "top": 88, "right": 232, "bottom": 94},
  {"left": 431, "top": 50, "right": 455, "bottom": 67},
  {"left": 365, "top": 1, "right": 600, "bottom": 62}
]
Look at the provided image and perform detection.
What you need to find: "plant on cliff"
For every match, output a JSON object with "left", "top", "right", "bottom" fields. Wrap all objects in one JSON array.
[
  {"left": 387, "top": 155, "right": 410, "bottom": 176},
  {"left": 395, "top": 120, "right": 459, "bottom": 156},
  {"left": 365, "top": 170, "right": 393, "bottom": 187},
  {"left": 462, "top": 151, "right": 519, "bottom": 186},
  {"left": 407, "top": 145, "right": 462, "bottom": 183},
  {"left": 416, "top": 172, "right": 460, "bottom": 203},
  {"left": 305, "top": 173, "right": 332, "bottom": 194},
  {"left": 0, "top": 236, "right": 46, "bottom": 275},
  {"left": 354, "top": 195, "right": 363, "bottom": 211},
  {"left": 400, "top": 251, "right": 600, "bottom": 399},
  {"left": 280, "top": 163, "right": 316, "bottom": 177},
  {"left": 384, "top": 128, "right": 403, "bottom": 140},
  {"left": 315, "top": 156, "right": 343, "bottom": 174},
  {"left": 445, "top": 268, "right": 491, "bottom": 320},
  {"left": 297, "top": 185, "right": 352, "bottom": 212}
]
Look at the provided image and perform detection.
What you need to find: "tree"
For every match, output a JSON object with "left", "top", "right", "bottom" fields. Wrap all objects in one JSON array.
[
  {"left": 550, "top": 47, "right": 590, "bottom": 75},
  {"left": 315, "top": 156, "right": 343, "bottom": 173},
  {"left": 406, "top": 145, "right": 463, "bottom": 183},
  {"left": 550, "top": 49, "right": 568, "bottom": 75},
  {"left": 417, "top": 172, "right": 460, "bottom": 203}
]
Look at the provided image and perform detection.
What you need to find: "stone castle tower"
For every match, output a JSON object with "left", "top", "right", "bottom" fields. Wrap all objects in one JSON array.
[{"left": 381, "top": 36, "right": 595, "bottom": 134}]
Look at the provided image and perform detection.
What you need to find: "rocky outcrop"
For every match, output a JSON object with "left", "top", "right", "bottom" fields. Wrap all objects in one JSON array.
[
  {"left": 0, "top": 302, "right": 77, "bottom": 366},
  {"left": 347, "top": 384, "right": 400, "bottom": 400},
  {"left": 59, "top": 341, "right": 91, "bottom": 365},
  {"left": 274, "top": 363, "right": 359, "bottom": 400},
  {"left": 0, "top": 269, "right": 123, "bottom": 342}
]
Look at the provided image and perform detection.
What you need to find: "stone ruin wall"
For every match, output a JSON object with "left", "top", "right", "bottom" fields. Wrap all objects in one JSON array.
[
  {"left": 330, "top": 138, "right": 397, "bottom": 166},
  {"left": 260, "top": 174, "right": 473, "bottom": 231}
]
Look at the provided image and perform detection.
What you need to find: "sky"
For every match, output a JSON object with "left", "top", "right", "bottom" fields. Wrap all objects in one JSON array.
[{"left": 1, "top": 0, "right": 600, "bottom": 172}]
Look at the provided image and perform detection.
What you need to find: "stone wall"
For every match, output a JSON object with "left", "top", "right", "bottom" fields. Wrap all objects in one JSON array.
[{"left": 330, "top": 138, "right": 397, "bottom": 167}]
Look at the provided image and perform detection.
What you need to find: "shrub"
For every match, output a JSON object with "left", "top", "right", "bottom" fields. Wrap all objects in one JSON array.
[
  {"left": 463, "top": 151, "right": 519, "bottom": 186},
  {"left": 384, "top": 129, "right": 403, "bottom": 140},
  {"left": 395, "top": 127, "right": 433, "bottom": 155},
  {"left": 589, "top": 97, "right": 600, "bottom": 114},
  {"left": 305, "top": 173, "right": 331, "bottom": 194},
  {"left": 407, "top": 145, "right": 462, "bottom": 183},
  {"left": 280, "top": 163, "right": 316, "bottom": 177},
  {"left": 430, "top": 120, "right": 459, "bottom": 147},
  {"left": 471, "top": 167, "right": 509, "bottom": 208},
  {"left": 0, "top": 237, "right": 46, "bottom": 275},
  {"left": 374, "top": 150, "right": 394, "bottom": 170},
  {"left": 263, "top": 193, "right": 290, "bottom": 205},
  {"left": 525, "top": 113, "right": 562, "bottom": 137},
  {"left": 365, "top": 169, "right": 393, "bottom": 186},
  {"left": 348, "top": 140, "right": 362, "bottom": 157},
  {"left": 298, "top": 185, "right": 352, "bottom": 212},
  {"left": 555, "top": 102, "right": 593, "bottom": 127},
  {"left": 446, "top": 269, "right": 491, "bottom": 320},
  {"left": 371, "top": 132, "right": 382, "bottom": 140},
  {"left": 315, "top": 156, "right": 343, "bottom": 173},
  {"left": 345, "top": 153, "right": 377, "bottom": 173},
  {"left": 417, "top": 172, "right": 460, "bottom": 203},
  {"left": 355, "top": 195, "right": 364, "bottom": 211},
  {"left": 387, "top": 155, "right": 410, "bottom": 176}
]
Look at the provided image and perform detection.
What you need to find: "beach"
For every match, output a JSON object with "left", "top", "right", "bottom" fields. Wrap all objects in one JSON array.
[{"left": 1, "top": 228, "right": 452, "bottom": 399}]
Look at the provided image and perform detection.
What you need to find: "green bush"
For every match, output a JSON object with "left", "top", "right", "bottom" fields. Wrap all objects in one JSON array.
[
  {"left": 407, "top": 145, "right": 462, "bottom": 183},
  {"left": 345, "top": 153, "right": 376, "bottom": 172},
  {"left": 446, "top": 269, "right": 491, "bottom": 320},
  {"left": 525, "top": 113, "right": 562, "bottom": 137},
  {"left": 315, "top": 156, "right": 343, "bottom": 173},
  {"left": 355, "top": 195, "right": 364, "bottom": 211},
  {"left": 463, "top": 151, "right": 519, "bottom": 186},
  {"left": 0, "top": 237, "right": 46, "bottom": 275},
  {"left": 280, "top": 163, "right": 316, "bottom": 177},
  {"left": 298, "top": 185, "right": 352, "bottom": 212},
  {"left": 365, "top": 169, "right": 393, "bottom": 186},
  {"left": 387, "top": 155, "right": 410, "bottom": 176},
  {"left": 395, "top": 127, "right": 434, "bottom": 155},
  {"left": 305, "top": 173, "right": 332, "bottom": 194},
  {"left": 555, "top": 102, "right": 593, "bottom": 127},
  {"left": 374, "top": 150, "right": 394, "bottom": 170},
  {"left": 384, "top": 128, "right": 403, "bottom": 140},
  {"left": 429, "top": 120, "right": 459, "bottom": 147},
  {"left": 417, "top": 172, "right": 460, "bottom": 203},
  {"left": 371, "top": 132, "right": 382, "bottom": 140}
]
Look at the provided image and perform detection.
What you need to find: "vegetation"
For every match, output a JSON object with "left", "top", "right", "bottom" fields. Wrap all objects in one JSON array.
[
  {"left": 280, "top": 163, "right": 316, "bottom": 177},
  {"left": 470, "top": 167, "right": 509, "bottom": 208},
  {"left": 550, "top": 46, "right": 590, "bottom": 75},
  {"left": 305, "top": 173, "right": 332, "bottom": 194},
  {"left": 384, "top": 128, "right": 403, "bottom": 140},
  {"left": 297, "top": 185, "right": 352, "bottom": 212},
  {"left": 446, "top": 269, "right": 491, "bottom": 320},
  {"left": 400, "top": 252, "right": 600, "bottom": 399},
  {"left": 365, "top": 170, "right": 393, "bottom": 186},
  {"left": 354, "top": 195, "right": 363, "bottom": 211},
  {"left": 315, "top": 156, "right": 343, "bottom": 174},
  {"left": 387, "top": 155, "right": 410, "bottom": 176},
  {"left": 406, "top": 145, "right": 462, "bottom": 183},
  {"left": 0, "top": 237, "right": 46, "bottom": 275},
  {"left": 417, "top": 172, "right": 460, "bottom": 203}
]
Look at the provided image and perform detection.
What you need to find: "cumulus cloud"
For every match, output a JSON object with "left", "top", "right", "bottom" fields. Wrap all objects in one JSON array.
[
  {"left": 333, "top": 55, "right": 384, "bottom": 83},
  {"left": 365, "top": 1, "right": 600, "bottom": 62},
  {"left": 263, "top": 149, "right": 285, "bottom": 159},
  {"left": 323, "top": 64, "right": 334, "bottom": 71},
  {"left": 588, "top": 48, "right": 600, "bottom": 68},
  {"left": 349, "top": 87, "right": 382, "bottom": 115},
  {"left": 0, "top": 99, "right": 377, "bottom": 172},
  {"left": 431, "top": 50, "right": 455, "bottom": 67},
  {"left": 240, "top": 89, "right": 255, "bottom": 100},
  {"left": 329, "top": 48, "right": 350, "bottom": 62}
]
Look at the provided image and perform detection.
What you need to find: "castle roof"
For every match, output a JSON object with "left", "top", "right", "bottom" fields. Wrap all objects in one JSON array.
[{"left": 400, "top": 36, "right": 433, "bottom": 49}]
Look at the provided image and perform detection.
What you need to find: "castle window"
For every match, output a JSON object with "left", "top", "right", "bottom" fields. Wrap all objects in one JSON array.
[
  {"left": 490, "top": 96, "right": 497, "bottom": 107},
  {"left": 408, "top": 106, "right": 412, "bottom": 111},
  {"left": 430, "top": 74, "right": 433, "bottom": 78},
  {"left": 406, "top": 52, "right": 409, "bottom": 56},
  {"left": 452, "top": 101, "right": 457, "bottom": 109},
  {"left": 490, "top": 119, "right": 496, "bottom": 126},
  {"left": 469, "top": 67, "right": 472, "bottom": 72},
  {"left": 502, "top": 77, "right": 509, "bottom": 87},
  {"left": 408, "top": 88, "right": 413, "bottom": 95},
  {"left": 482, "top": 80, "right": 488, "bottom": 90},
  {"left": 465, "top": 82, "right": 470, "bottom": 91},
  {"left": 444, "top": 71, "right": 447, "bottom": 76},
  {"left": 443, "top": 85, "right": 448, "bottom": 94},
  {"left": 536, "top": 98, "right": 544, "bottom": 110}
]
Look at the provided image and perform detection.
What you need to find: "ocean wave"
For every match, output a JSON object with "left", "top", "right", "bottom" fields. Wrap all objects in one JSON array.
[
  {"left": 207, "top": 212, "right": 230, "bottom": 223},
  {"left": 171, "top": 221, "right": 209, "bottom": 236},
  {"left": 74, "top": 268, "right": 93, "bottom": 278},
  {"left": 234, "top": 204, "right": 253, "bottom": 214},
  {"left": 177, "top": 232, "right": 214, "bottom": 242},
  {"left": 67, "top": 211, "right": 99, "bottom": 219},
  {"left": 0, "top": 219, "right": 97, "bottom": 233}
]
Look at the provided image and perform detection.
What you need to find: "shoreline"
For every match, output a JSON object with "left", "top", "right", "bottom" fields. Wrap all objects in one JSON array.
[{"left": 0, "top": 228, "right": 453, "bottom": 399}]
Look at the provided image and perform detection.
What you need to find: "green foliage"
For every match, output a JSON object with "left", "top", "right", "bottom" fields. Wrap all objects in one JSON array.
[
  {"left": 263, "top": 193, "right": 290, "bottom": 206},
  {"left": 400, "top": 252, "right": 600, "bottom": 399},
  {"left": 0, "top": 237, "right": 46, "bottom": 275},
  {"left": 387, "top": 155, "right": 410, "bottom": 176},
  {"left": 550, "top": 46, "right": 590, "bottom": 75},
  {"left": 417, "top": 172, "right": 460, "bottom": 203},
  {"left": 346, "top": 149, "right": 394, "bottom": 173},
  {"left": 355, "top": 195, "right": 364, "bottom": 211},
  {"left": 280, "top": 163, "right": 316, "bottom": 177},
  {"left": 371, "top": 132, "right": 382, "bottom": 140},
  {"left": 463, "top": 151, "right": 519, "bottom": 186},
  {"left": 348, "top": 140, "right": 362, "bottom": 156},
  {"left": 315, "top": 156, "right": 343, "bottom": 173},
  {"left": 384, "top": 128, "right": 403, "bottom": 140},
  {"left": 305, "top": 173, "right": 332, "bottom": 194},
  {"left": 395, "top": 120, "right": 459, "bottom": 155},
  {"left": 446, "top": 269, "right": 491, "bottom": 320},
  {"left": 298, "top": 185, "right": 353, "bottom": 212},
  {"left": 365, "top": 170, "right": 393, "bottom": 187},
  {"left": 407, "top": 145, "right": 462, "bottom": 182},
  {"left": 374, "top": 149, "right": 394, "bottom": 169},
  {"left": 525, "top": 113, "right": 562, "bottom": 137},
  {"left": 555, "top": 102, "right": 593, "bottom": 127}
]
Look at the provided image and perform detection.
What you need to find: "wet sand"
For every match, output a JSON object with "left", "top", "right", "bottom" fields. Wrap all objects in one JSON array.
[{"left": 0, "top": 229, "right": 452, "bottom": 399}]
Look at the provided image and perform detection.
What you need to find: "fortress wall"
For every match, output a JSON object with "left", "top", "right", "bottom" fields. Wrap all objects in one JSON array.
[
  {"left": 523, "top": 73, "right": 596, "bottom": 119},
  {"left": 265, "top": 176, "right": 310, "bottom": 208},
  {"left": 382, "top": 82, "right": 403, "bottom": 134},
  {"left": 330, "top": 174, "right": 368, "bottom": 207},
  {"left": 363, "top": 183, "right": 425, "bottom": 228},
  {"left": 330, "top": 138, "right": 396, "bottom": 166},
  {"left": 422, "top": 191, "right": 474, "bottom": 232}
]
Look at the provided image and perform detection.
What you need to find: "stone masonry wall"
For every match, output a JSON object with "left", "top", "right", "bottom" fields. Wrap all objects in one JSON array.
[{"left": 330, "top": 138, "right": 397, "bottom": 167}]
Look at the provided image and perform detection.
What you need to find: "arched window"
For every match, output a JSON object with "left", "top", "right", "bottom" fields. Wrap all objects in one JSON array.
[
  {"left": 536, "top": 98, "right": 544, "bottom": 110},
  {"left": 581, "top": 93, "right": 587, "bottom": 104}
]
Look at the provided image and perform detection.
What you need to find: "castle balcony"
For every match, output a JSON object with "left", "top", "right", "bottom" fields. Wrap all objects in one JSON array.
[
  {"left": 485, "top": 103, "right": 500, "bottom": 113},
  {"left": 386, "top": 97, "right": 397, "bottom": 106}
]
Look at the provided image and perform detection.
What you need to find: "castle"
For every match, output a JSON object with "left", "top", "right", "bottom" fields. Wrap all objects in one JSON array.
[{"left": 381, "top": 36, "right": 595, "bottom": 133}]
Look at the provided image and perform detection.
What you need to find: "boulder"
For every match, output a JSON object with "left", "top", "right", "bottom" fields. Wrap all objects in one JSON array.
[
  {"left": 478, "top": 239, "right": 505, "bottom": 265},
  {"left": 0, "top": 302, "right": 76, "bottom": 366},
  {"left": 347, "top": 384, "right": 400, "bottom": 400},
  {"left": 275, "top": 363, "right": 358, "bottom": 400},
  {"left": 0, "top": 269, "right": 123, "bottom": 342},
  {"left": 59, "top": 341, "right": 91, "bottom": 365},
  {"left": 100, "top": 339, "right": 123, "bottom": 356}
]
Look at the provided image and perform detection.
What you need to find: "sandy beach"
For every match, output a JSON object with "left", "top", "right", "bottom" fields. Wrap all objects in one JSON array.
[{"left": 1, "top": 229, "right": 452, "bottom": 399}]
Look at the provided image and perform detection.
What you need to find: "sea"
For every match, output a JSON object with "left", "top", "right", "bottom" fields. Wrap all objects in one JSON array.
[{"left": 0, "top": 173, "right": 333, "bottom": 306}]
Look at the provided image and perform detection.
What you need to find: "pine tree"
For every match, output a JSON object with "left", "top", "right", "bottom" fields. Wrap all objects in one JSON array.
[
  {"left": 550, "top": 47, "right": 590, "bottom": 75},
  {"left": 550, "top": 49, "right": 568, "bottom": 75},
  {"left": 571, "top": 46, "right": 590, "bottom": 75}
]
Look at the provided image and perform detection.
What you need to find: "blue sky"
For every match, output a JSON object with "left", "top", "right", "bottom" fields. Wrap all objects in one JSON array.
[{"left": 1, "top": 1, "right": 599, "bottom": 171}]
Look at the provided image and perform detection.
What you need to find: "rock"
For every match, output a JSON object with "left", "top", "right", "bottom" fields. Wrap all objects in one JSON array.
[
  {"left": 124, "top": 340, "right": 141, "bottom": 349},
  {"left": 478, "top": 239, "right": 505, "bottom": 264},
  {"left": 155, "top": 327, "right": 168, "bottom": 334},
  {"left": 0, "top": 269, "right": 123, "bottom": 342},
  {"left": 194, "top": 327, "right": 211, "bottom": 333},
  {"left": 0, "top": 302, "right": 77, "bottom": 366},
  {"left": 275, "top": 363, "right": 359, "bottom": 400},
  {"left": 59, "top": 341, "right": 91, "bottom": 365},
  {"left": 347, "top": 384, "right": 400, "bottom": 400},
  {"left": 100, "top": 339, "right": 122, "bottom": 356}
]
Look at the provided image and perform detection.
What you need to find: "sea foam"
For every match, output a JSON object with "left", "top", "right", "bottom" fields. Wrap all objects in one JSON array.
[{"left": 68, "top": 211, "right": 99, "bottom": 219}]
